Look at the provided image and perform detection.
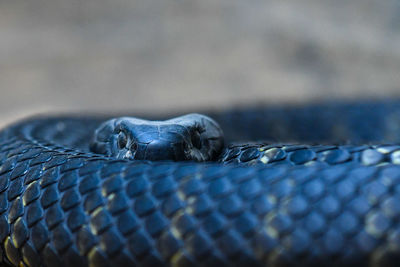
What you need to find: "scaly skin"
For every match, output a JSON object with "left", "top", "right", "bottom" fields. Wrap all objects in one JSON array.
[{"left": 1, "top": 102, "right": 400, "bottom": 267}]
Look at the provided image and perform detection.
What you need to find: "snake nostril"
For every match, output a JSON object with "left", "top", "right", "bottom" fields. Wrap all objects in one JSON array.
[
  {"left": 191, "top": 131, "right": 202, "bottom": 149},
  {"left": 131, "top": 142, "right": 138, "bottom": 151}
]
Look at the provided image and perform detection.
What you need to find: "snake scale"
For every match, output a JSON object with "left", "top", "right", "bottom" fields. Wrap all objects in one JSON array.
[{"left": 1, "top": 100, "right": 400, "bottom": 267}]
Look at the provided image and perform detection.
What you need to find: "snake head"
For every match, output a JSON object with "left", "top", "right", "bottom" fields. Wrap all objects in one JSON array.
[{"left": 90, "top": 114, "right": 224, "bottom": 162}]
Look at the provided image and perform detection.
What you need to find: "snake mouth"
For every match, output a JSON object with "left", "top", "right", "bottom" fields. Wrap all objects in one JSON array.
[{"left": 90, "top": 113, "right": 224, "bottom": 162}]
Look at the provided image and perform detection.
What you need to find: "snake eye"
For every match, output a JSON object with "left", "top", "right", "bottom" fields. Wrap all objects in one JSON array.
[
  {"left": 191, "top": 130, "right": 202, "bottom": 149},
  {"left": 117, "top": 132, "right": 128, "bottom": 149}
]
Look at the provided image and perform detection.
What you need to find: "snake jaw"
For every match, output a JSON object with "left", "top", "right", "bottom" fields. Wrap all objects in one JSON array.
[{"left": 90, "top": 113, "right": 224, "bottom": 162}]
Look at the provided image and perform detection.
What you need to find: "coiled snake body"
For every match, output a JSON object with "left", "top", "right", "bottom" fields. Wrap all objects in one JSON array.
[{"left": 1, "top": 101, "right": 400, "bottom": 267}]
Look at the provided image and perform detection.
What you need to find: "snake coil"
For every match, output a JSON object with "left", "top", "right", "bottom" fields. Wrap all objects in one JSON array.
[{"left": 0, "top": 101, "right": 400, "bottom": 267}]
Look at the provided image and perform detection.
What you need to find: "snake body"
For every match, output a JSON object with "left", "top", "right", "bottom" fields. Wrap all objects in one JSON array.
[{"left": 1, "top": 101, "right": 400, "bottom": 266}]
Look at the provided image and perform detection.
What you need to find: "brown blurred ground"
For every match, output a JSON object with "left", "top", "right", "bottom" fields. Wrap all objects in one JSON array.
[{"left": 1, "top": 0, "right": 400, "bottom": 127}]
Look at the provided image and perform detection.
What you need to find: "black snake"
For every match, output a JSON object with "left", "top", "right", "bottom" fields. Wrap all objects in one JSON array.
[{"left": 1, "top": 100, "right": 400, "bottom": 267}]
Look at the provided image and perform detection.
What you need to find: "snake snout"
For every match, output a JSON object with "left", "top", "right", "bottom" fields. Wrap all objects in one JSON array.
[{"left": 90, "top": 113, "right": 224, "bottom": 162}]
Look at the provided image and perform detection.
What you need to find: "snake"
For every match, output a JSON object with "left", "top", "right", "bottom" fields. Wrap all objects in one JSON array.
[{"left": 1, "top": 100, "right": 400, "bottom": 267}]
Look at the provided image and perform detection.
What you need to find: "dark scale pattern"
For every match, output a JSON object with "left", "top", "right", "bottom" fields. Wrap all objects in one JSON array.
[
  {"left": 0, "top": 147, "right": 399, "bottom": 267},
  {"left": 220, "top": 143, "right": 400, "bottom": 166},
  {"left": 1, "top": 107, "right": 400, "bottom": 266}
]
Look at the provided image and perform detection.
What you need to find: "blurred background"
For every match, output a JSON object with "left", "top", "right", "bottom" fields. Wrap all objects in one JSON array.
[{"left": 1, "top": 0, "right": 400, "bottom": 127}]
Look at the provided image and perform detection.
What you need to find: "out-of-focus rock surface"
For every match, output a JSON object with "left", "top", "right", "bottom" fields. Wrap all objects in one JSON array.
[{"left": 1, "top": 0, "right": 400, "bottom": 126}]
